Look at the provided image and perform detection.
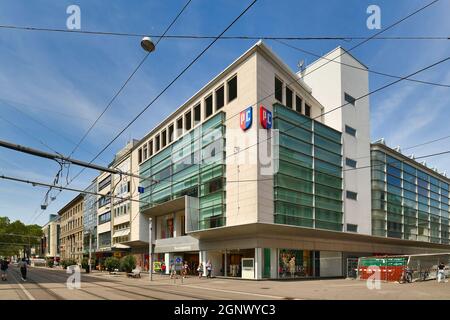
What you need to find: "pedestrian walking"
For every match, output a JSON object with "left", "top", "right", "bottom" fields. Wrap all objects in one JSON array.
[
  {"left": 182, "top": 261, "right": 189, "bottom": 278},
  {"left": 18, "top": 258, "right": 27, "bottom": 281},
  {"left": 437, "top": 262, "right": 447, "bottom": 283},
  {"left": 169, "top": 263, "right": 177, "bottom": 279},
  {"left": 1, "top": 259, "right": 9, "bottom": 281},
  {"left": 161, "top": 263, "right": 166, "bottom": 275},
  {"left": 197, "top": 263, "right": 203, "bottom": 278},
  {"left": 206, "top": 260, "right": 212, "bottom": 278}
]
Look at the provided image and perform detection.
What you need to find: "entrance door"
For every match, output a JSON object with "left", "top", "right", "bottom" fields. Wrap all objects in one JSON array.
[{"left": 184, "top": 253, "right": 199, "bottom": 275}]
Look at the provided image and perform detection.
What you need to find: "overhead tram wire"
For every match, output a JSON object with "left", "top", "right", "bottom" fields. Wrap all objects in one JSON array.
[
  {"left": 274, "top": 39, "right": 450, "bottom": 89},
  {"left": 119, "top": 0, "right": 446, "bottom": 162},
  {"left": 24, "top": 0, "right": 438, "bottom": 220},
  {"left": 68, "top": 0, "right": 193, "bottom": 158},
  {"left": 221, "top": 56, "right": 450, "bottom": 166},
  {"left": 31, "top": 0, "right": 193, "bottom": 222},
  {"left": 49, "top": 0, "right": 258, "bottom": 203},
  {"left": 1, "top": 148, "right": 450, "bottom": 190},
  {"left": 0, "top": 24, "right": 448, "bottom": 41},
  {"left": 0, "top": 174, "right": 151, "bottom": 205},
  {"left": 112, "top": 0, "right": 446, "bottom": 174},
  {"left": 42, "top": 0, "right": 441, "bottom": 201},
  {"left": 0, "top": 115, "right": 60, "bottom": 154},
  {"left": 1, "top": 101, "right": 107, "bottom": 161},
  {"left": 30, "top": 0, "right": 437, "bottom": 174}
]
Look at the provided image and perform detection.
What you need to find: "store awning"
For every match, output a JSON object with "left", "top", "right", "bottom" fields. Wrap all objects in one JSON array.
[
  {"left": 112, "top": 243, "right": 130, "bottom": 249},
  {"left": 113, "top": 229, "right": 130, "bottom": 238}
]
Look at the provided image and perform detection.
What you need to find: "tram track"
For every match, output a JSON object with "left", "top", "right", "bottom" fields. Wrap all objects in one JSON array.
[{"left": 32, "top": 268, "right": 217, "bottom": 300}]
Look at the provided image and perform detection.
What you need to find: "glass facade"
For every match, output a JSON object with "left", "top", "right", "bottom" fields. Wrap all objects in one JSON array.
[
  {"left": 83, "top": 182, "right": 97, "bottom": 253},
  {"left": 273, "top": 103, "right": 343, "bottom": 231},
  {"left": 139, "top": 112, "right": 226, "bottom": 230},
  {"left": 371, "top": 148, "right": 450, "bottom": 244}
]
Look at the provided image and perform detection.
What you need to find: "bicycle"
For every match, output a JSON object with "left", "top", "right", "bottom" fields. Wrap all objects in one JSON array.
[{"left": 399, "top": 267, "right": 413, "bottom": 283}]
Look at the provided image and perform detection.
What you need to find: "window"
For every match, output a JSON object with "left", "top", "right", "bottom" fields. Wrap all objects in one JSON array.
[
  {"left": 387, "top": 175, "right": 401, "bottom": 187},
  {"left": 295, "top": 95, "right": 302, "bottom": 113},
  {"left": 345, "top": 125, "right": 356, "bottom": 136},
  {"left": 155, "top": 134, "right": 160, "bottom": 152},
  {"left": 347, "top": 224, "right": 358, "bottom": 232},
  {"left": 346, "top": 190, "right": 358, "bottom": 200},
  {"left": 286, "top": 87, "right": 293, "bottom": 108},
  {"left": 143, "top": 143, "right": 148, "bottom": 160},
  {"left": 159, "top": 214, "right": 174, "bottom": 239},
  {"left": 305, "top": 104, "right": 311, "bottom": 117},
  {"left": 176, "top": 117, "right": 183, "bottom": 137},
  {"left": 345, "top": 157, "right": 357, "bottom": 168},
  {"left": 138, "top": 148, "right": 142, "bottom": 163},
  {"left": 98, "top": 175, "right": 111, "bottom": 191},
  {"left": 194, "top": 104, "right": 201, "bottom": 125},
  {"left": 168, "top": 125, "right": 174, "bottom": 143},
  {"left": 215, "top": 86, "right": 224, "bottom": 110},
  {"left": 98, "top": 211, "right": 111, "bottom": 225},
  {"left": 275, "top": 77, "right": 283, "bottom": 102},
  {"left": 344, "top": 93, "right": 356, "bottom": 106},
  {"left": 148, "top": 140, "right": 153, "bottom": 157},
  {"left": 227, "top": 75, "right": 237, "bottom": 102},
  {"left": 98, "top": 231, "right": 111, "bottom": 248},
  {"left": 161, "top": 129, "right": 167, "bottom": 148},
  {"left": 185, "top": 110, "right": 192, "bottom": 131},
  {"left": 205, "top": 95, "right": 213, "bottom": 118}
]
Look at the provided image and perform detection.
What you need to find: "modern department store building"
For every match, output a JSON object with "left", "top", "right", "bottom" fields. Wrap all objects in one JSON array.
[{"left": 133, "top": 41, "right": 450, "bottom": 279}]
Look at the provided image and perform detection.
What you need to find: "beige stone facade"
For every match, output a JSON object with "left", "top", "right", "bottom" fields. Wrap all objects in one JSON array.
[{"left": 58, "top": 194, "right": 84, "bottom": 263}]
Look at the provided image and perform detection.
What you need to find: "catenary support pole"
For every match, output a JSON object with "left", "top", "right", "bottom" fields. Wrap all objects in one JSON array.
[{"left": 149, "top": 217, "right": 153, "bottom": 281}]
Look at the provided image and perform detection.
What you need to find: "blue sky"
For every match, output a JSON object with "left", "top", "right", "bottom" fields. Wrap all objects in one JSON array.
[{"left": 0, "top": 0, "right": 449, "bottom": 225}]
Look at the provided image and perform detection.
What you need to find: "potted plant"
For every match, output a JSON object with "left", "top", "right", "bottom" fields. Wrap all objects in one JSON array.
[{"left": 47, "top": 258, "right": 54, "bottom": 268}]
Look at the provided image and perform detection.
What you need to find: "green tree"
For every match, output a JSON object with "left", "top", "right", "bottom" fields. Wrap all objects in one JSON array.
[
  {"left": 81, "top": 257, "right": 91, "bottom": 273},
  {"left": 0, "top": 216, "right": 42, "bottom": 257},
  {"left": 120, "top": 255, "right": 136, "bottom": 273},
  {"left": 105, "top": 257, "right": 120, "bottom": 273}
]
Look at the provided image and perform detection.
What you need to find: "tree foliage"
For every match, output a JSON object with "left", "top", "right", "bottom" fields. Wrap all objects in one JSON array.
[
  {"left": 0, "top": 216, "right": 42, "bottom": 257},
  {"left": 120, "top": 255, "right": 136, "bottom": 273},
  {"left": 105, "top": 257, "right": 120, "bottom": 272}
]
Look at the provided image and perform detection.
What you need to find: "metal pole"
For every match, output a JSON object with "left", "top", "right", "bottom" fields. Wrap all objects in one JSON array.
[
  {"left": 0, "top": 139, "right": 154, "bottom": 181},
  {"left": 149, "top": 217, "right": 153, "bottom": 281},
  {"left": 89, "top": 231, "right": 92, "bottom": 272}
]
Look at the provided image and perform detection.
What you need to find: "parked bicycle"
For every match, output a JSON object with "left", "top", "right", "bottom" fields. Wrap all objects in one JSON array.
[{"left": 400, "top": 267, "right": 413, "bottom": 283}]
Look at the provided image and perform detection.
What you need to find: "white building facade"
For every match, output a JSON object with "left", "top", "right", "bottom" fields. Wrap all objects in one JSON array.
[{"left": 126, "top": 42, "right": 450, "bottom": 279}]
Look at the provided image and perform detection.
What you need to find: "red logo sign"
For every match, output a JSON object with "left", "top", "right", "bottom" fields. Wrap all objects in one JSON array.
[{"left": 260, "top": 105, "right": 272, "bottom": 129}]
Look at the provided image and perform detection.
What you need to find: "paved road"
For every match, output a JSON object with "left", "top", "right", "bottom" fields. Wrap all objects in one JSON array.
[{"left": 0, "top": 266, "right": 449, "bottom": 300}]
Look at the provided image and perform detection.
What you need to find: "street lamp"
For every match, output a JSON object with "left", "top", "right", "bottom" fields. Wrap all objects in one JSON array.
[{"left": 141, "top": 37, "right": 156, "bottom": 53}]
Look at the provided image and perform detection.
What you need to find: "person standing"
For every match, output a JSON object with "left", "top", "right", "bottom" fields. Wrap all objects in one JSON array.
[
  {"left": 18, "top": 258, "right": 27, "bottom": 281},
  {"left": 161, "top": 263, "right": 166, "bottom": 275},
  {"left": 197, "top": 263, "right": 203, "bottom": 278},
  {"left": 206, "top": 260, "right": 212, "bottom": 278},
  {"left": 1, "top": 259, "right": 9, "bottom": 281},
  {"left": 437, "top": 262, "right": 447, "bottom": 283}
]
